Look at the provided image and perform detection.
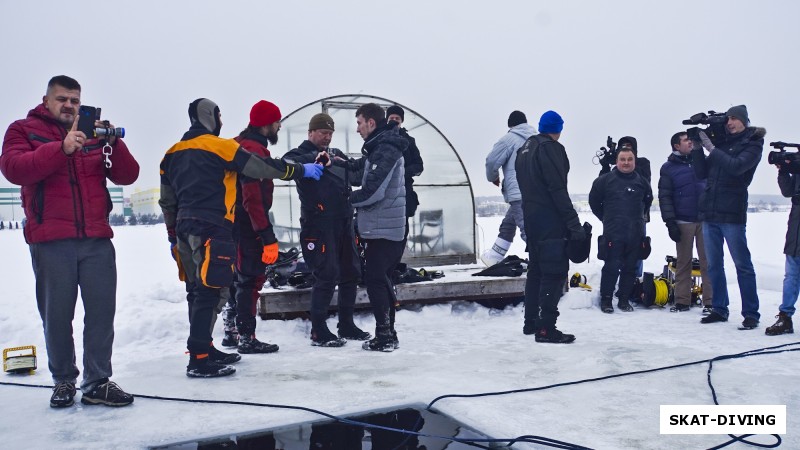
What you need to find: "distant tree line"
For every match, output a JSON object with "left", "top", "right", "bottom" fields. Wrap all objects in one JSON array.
[{"left": 109, "top": 213, "right": 164, "bottom": 226}]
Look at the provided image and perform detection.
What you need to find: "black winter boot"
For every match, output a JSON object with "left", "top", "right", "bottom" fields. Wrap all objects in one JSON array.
[
  {"left": 600, "top": 296, "right": 614, "bottom": 314},
  {"left": 186, "top": 353, "right": 236, "bottom": 378},
  {"left": 208, "top": 344, "right": 242, "bottom": 364},
  {"left": 311, "top": 325, "right": 347, "bottom": 347},
  {"left": 617, "top": 299, "right": 634, "bottom": 312},
  {"left": 221, "top": 329, "right": 239, "bottom": 348},
  {"left": 535, "top": 327, "right": 576, "bottom": 344},
  {"left": 337, "top": 322, "right": 372, "bottom": 340},
  {"left": 362, "top": 325, "right": 397, "bottom": 352},
  {"left": 238, "top": 335, "right": 279, "bottom": 354},
  {"left": 766, "top": 312, "right": 793, "bottom": 335}
]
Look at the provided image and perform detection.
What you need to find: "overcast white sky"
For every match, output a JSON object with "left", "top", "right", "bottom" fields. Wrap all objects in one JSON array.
[{"left": 1, "top": 0, "right": 798, "bottom": 197}]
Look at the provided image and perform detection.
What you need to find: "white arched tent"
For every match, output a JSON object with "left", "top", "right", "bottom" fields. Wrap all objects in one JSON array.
[{"left": 269, "top": 94, "right": 476, "bottom": 266}]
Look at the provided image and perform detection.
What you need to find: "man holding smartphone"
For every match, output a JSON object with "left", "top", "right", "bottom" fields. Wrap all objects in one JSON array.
[{"left": 0, "top": 75, "right": 139, "bottom": 408}]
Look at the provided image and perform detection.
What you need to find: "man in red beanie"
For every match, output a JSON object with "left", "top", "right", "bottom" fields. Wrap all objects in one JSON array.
[{"left": 220, "top": 100, "right": 284, "bottom": 354}]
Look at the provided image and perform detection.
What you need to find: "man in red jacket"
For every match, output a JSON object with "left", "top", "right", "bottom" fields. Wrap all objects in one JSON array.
[
  {"left": 0, "top": 75, "right": 139, "bottom": 408},
  {"left": 224, "top": 100, "right": 284, "bottom": 354}
]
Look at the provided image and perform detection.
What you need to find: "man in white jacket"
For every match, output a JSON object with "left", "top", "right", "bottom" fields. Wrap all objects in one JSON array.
[{"left": 482, "top": 110, "right": 537, "bottom": 266}]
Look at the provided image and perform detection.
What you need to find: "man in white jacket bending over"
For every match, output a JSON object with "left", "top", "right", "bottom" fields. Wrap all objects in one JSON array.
[{"left": 482, "top": 110, "right": 537, "bottom": 266}]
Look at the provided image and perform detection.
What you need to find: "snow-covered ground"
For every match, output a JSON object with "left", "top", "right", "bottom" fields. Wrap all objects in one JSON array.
[{"left": 0, "top": 213, "right": 797, "bottom": 449}]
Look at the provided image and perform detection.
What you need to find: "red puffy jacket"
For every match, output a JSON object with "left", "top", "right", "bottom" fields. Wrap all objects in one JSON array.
[{"left": 0, "top": 104, "right": 139, "bottom": 243}]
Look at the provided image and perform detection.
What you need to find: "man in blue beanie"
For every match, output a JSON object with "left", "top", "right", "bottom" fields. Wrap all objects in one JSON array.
[{"left": 515, "top": 110, "right": 583, "bottom": 343}]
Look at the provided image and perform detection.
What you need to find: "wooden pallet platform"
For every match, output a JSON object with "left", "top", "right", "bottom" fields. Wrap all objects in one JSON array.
[{"left": 258, "top": 270, "right": 526, "bottom": 319}]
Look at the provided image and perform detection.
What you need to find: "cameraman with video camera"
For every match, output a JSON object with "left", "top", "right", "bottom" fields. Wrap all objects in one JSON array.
[
  {"left": 765, "top": 144, "right": 800, "bottom": 335},
  {"left": 692, "top": 105, "right": 766, "bottom": 330},
  {"left": 1, "top": 75, "right": 138, "bottom": 408}
]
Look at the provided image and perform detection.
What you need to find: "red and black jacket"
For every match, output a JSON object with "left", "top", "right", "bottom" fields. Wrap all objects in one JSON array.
[
  {"left": 1, "top": 104, "right": 139, "bottom": 243},
  {"left": 234, "top": 130, "right": 276, "bottom": 244}
]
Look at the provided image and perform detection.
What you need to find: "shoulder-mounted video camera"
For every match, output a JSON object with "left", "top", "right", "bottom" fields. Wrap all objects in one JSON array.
[
  {"left": 768, "top": 141, "right": 800, "bottom": 173},
  {"left": 682, "top": 111, "right": 727, "bottom": 147},
  {"left": 593, "top": 136, "right": 617, "bottom": 168},
  {"left": 78, "top": 105, "right": 126, "bottom": 139}
]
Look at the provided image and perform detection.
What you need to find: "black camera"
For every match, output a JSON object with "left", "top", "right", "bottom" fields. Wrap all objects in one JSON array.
[
  {"left": 77, "top": 105, "right": 126, "bottom": 139},
  {"left": 682, "top": 111, "right": 728, "bottom": 147},
  {"left": 594, "top": 136, "right": 617, "bottom": 168},
  {"left": 768, "top": 141, "right": 800, "bottom": 173}
]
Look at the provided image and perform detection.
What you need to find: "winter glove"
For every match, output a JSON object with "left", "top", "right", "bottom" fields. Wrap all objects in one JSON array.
[
  {"left": 262, "top": 242, "right": 279, "bottom": 265},
  {"left": 698, "top": 130, "right": 715, "bottom": 152},
  {"left": 168, "top": 236, "right": 178, "bottom": 261},
  {"left": 302, "top": 162, "right": 324, "bottom": 180},
  {"left": 492, "top": 178, "right": 500, "bottom": 187},
  {"left": 569, "top": 228, "right": 587, "bottom": 242},
  {"left": 666, "top": 221, "right": 681, "bottom": 243}
]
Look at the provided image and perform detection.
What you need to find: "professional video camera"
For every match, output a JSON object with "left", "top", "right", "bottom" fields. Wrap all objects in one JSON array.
[
  {"left": 682, "top": 110, "right": 727, "bottom": 147},
  {"left": 78, "top": 105, "right": 126, "bottom": 139},
  {"left": 593, "top": 136, "right": 617, "bottom": 168},
  {"left": 768, "top": 141, "right": 800, "bottom": 173}
]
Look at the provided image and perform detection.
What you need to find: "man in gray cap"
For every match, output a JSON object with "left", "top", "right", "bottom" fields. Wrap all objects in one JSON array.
[
  {"left": 282, "top": 113, "right": 371, "bottom": 347},
  {"left": 693, "top": 104, "right": 766, "bottom": 330}
]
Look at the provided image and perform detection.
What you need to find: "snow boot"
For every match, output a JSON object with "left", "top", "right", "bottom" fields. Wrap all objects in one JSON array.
[
  {"left": 600, "top": 296, "right": 614, "bottom": 314},
  {"left": 208, "top": 344, "right": 241, "bottom": 364},
  {"left": 221, "top": 329, "right": 239, "bottom": 348},
  {"left": 480, "top": 238, "right": 511, "bottom": 267},
  {"left": 739, "top": 316, "right": 759, "bottom": 330},
  {"left": 50, "top": 381, "right": 76, "bottom": 408},
  {"left": 311, "top": 326, "right": 346, "bottom": 347},
  {"left": 187, "top": 353, "right": 236, "bottom": 378},
  {"left": 238, "top": 335, "right": 279, "bottom": 354},
  {"left": 617, "top": 299, "right": 634, "bottom": 312},
  {"left": 765, "top": 312, "right": 794, "bottom": 336},
  {"left": 700, "top": 311, "right": 728, "bottom": 324},
  {"left": 337, "top": 322, "right": 372, "bottom": 341},
  {"left": 535, "top": 327, "right": 576, "bottom": 344},
  {"left": 362, "top": 326, "right": 397, "bottom": 352},
  {"left": 670, "top": 303, "right": 691, "bottom": 313}
]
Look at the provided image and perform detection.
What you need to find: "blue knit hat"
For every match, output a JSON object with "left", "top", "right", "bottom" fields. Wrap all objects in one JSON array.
[{"left": 538, "top": 110, "right": 564, "bottom": 134}]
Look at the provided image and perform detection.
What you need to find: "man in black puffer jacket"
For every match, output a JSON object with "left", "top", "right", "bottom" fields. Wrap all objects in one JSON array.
[
  {"left": 590, "top": 147, "right": 653, "bottom": 314},
  {"left": 339, "top": 103, "right": 407, "bottom": 352},
  {"left": 693, "top": 105, "right": 765, "bottom": 330}
]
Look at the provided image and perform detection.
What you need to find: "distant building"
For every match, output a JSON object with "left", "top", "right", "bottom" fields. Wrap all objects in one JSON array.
[
  {"left": 0, "top": 186, "right": 125, "bottom": 220},
  {"left": 130, "top": 187, "right": 161, "bottom": 216}
]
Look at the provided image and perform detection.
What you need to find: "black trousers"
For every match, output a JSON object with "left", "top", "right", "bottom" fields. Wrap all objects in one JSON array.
[
  {"left": 363, "top": 238, "right": 405, "bottom": 335},
  {"left": 233, "top": 224, "right": 266, "bottom": 337},
  {"left": 300, "top": 216, "right": 362, "bottom": 331},
  {"left": 524, "top": 256, "right": 566, "bottom": 331},
  {"left": 600, "top": 238, "right": 640, "bottom": 300}
]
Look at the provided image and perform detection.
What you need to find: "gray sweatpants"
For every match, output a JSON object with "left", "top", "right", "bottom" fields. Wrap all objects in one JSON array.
[
  {"left": 29, "top": 238, "right": 116, "bottom": 391},
  {"left": 497, "top": 200, "right": 526, "bottom": 243}
]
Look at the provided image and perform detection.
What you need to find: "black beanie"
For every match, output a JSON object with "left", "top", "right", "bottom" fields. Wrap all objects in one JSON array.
[
  {"left": 386, "top": 105, "right": 405, "bottom": 122},
  {"left": 188, "top": 98, "right": 222, "bottom": 136},
  {"left": 508, "top": 110, "right": 527, "bottom": 128}
]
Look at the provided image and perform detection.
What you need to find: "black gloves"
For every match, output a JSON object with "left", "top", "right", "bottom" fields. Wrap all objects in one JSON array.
[{"left": 666, "top": 221, "right": 681, "bottom": 243}]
